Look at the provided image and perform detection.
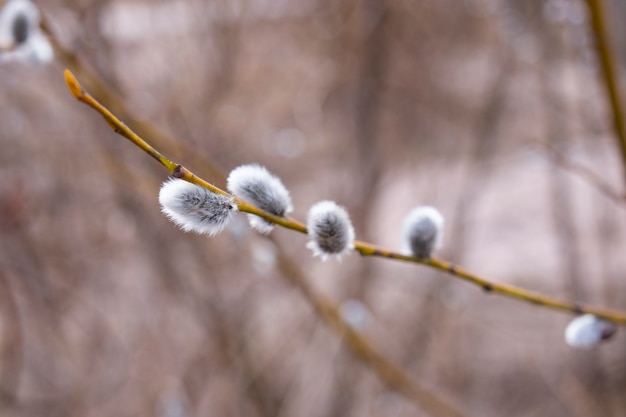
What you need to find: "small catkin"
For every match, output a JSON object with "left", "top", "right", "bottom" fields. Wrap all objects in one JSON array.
[
  {"left": 11, "top": 13, "right": 28, "bottom": 44},
  {"left": 227, "top": 164, "right": 293, "bottom": 234},
  {"left": 0, "top": 0, "right": 36, "bottom": 42},
  {"left": 306, "top": 200, "right": 355, "bottom": 261},
  {"left": 402, "top": 206, "right": 444, "bottom": 259},
  {"left": 159, "top": 179, "right": 237, "bottom": 236},
  {"left": 0, "top": 0, "right": 53, "bottom": 64},
  {"left": 564, "top": 314, "right": 617, "bottom": 349}
]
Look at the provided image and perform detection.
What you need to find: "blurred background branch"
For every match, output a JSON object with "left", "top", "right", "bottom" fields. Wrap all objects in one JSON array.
[
  {"left": 539, "top": 141, "right": 626, "bottom": 207},
  {"left": 584, "top": 0, "right": 626, "bottom": 184}
]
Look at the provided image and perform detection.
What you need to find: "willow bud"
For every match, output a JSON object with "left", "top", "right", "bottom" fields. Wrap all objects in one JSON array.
[
  {"left": 227, "top": 164, "right": 293, "bottom": 234},
  {"left": 564, "top": 314, "right": 617, "bottom": 349},
  {"left": 0, "top": 0, "right": 53, "bottom": 64},
  {"left": 306, "top": 200, "right": 355, "bottom": 261},
  {"left": 159, "top": 179, "right": 236, "bottom": 236},
  {"left": 403, "top": 206, "right": 444, "bottom": 259}
]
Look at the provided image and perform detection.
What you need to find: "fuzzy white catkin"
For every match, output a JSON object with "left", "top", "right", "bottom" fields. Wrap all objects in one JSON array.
[
  {"left": 306, "top": 200, "right": 355, "bottom": 261},
  {"left": 0, "top": 0, "right": 53, "bottom": 64},
  {"left": 402, "top": 206, "right": 444, "bottom": 259},
  {"left": 159, "top": 179, "right": 237, "bottom": 236},
  {"left": 564, "top": 314, "right": 617, "bottom": 349},
  {"left": 227, "top": 164, "right": 293, "bottom": 234}
]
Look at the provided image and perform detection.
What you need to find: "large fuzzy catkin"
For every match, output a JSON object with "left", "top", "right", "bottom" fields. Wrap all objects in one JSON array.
[
  {"left": 564, "top": 314, "right": 617, "bottom": 349},
  {"left": 159, "top": 179, "right": 237, "bottom": 236},
  {"left": 306, "top": 200, "right": 355, "bottom": 260},
  {"left": 227, "top": 164, "right": 293, "bottom": 234},
  {"left": 403, "top": 206, "right": 444, "bottom": 259}
]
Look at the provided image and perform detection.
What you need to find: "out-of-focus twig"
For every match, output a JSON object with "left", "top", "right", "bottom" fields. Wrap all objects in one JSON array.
[
  {"left": 538, "top": 142, "right": 626, "bottom": 207},
  {"left": 64, "top": 68, "right": 626, "bottom": 325},
  {"left": 0, "top": 270, "right": 22, "bottom": 405},
  {"left": 271, "top": 239, "right": 466, "bottom": 417},
  {"left": 584, "top": 0, "right": 626, "bottom": 184}
]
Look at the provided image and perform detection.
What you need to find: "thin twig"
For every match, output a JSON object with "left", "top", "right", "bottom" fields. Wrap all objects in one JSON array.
[
  {"left": 63, "top": 69, "right": 626, "bottom": 326},
  {"left": 538, "top": 142, "right": 626, "bottom": 208},
  {"left": 585, "top": 0, "right": 626, "bottom": 184},
  {"left": 272, "top": 242, "right": 466, "bottom": 417}
]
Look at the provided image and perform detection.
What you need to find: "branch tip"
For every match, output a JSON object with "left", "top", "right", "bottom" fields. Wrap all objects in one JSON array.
[{"left": 64, "top": 69, "right": 84, "bottom": 99}]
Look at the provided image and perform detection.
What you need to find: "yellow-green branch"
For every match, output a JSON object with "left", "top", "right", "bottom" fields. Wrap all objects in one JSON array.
[
  {"left": 64, "top": 69, "right": 626, "bottom": 325},
  {"left": 44, "top": 16, "right": 226, "bottom": 183},
  {"left": 585, "top": 0, "right": 626, "bottom": 184}
]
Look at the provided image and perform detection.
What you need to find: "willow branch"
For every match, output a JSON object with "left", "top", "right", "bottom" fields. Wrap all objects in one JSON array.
[
  {"left": 585, "top": 0, "right": 626, "bottom": 184},
  {"left": 94, "top": 139, "right": 466, "bottom": 417},
  {"left": 65, "top": 71, "right": 468, "bottom": 416},
  {"left": 41, "top": 14, "right": 225, "bottom": 182},
  {"left": 64, "top": 69, "right": 626, "bottom": 326}
]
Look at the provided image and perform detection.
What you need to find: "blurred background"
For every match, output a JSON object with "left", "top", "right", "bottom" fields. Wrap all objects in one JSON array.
[{"left": 0, "top": 0, "right": 626, "bottom": 415}]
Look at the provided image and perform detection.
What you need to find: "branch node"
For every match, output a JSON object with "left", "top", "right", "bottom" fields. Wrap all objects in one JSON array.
[{"left": 172, "top": 164, "right": 185, "bottom": 178}]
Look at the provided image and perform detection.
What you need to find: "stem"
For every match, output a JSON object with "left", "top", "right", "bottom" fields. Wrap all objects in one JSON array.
[
  {"left": 585, "top": 0, "right": 626, "bottom": 184},
  {"left": 64, "top": 69, "right": 626, "bottom": 325},
  {"left": 44, "top": 15, "right": 226, "bottom": 183},
  {"left": 64, "top": 70, "right": 178, "bottom": 172},
  {"left": 355, "top": 243, "right": 626, "bottom": 321}
]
